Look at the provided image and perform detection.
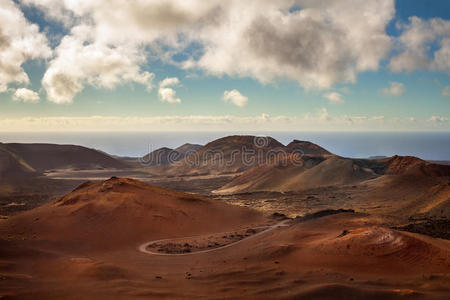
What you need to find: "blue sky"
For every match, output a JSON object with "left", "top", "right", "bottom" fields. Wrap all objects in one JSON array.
[{"left": 0, "top": 0, "right": 449, "bottom": 131}]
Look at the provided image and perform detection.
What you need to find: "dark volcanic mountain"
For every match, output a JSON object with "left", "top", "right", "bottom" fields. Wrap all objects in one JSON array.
[
  {"left": 286, "top": 139, "right": 332, "bottom": 156},
  {"left": 141, "top": 143, "right": 202, "bottom": 166},
  {"left": 174, "top": 143, "right": 202, "bottom": 157},
  {"left": 0, "top": 143, "right": 129, "bottom": 173},
  {"left": 167, "top": 135, "right": 288, "bottom": 175},
  {"left": 0, "top": 145, "right": 36, "bottom": 178},
  {"left": 141, "top": 147, "right": 181, "bottom": 166}
]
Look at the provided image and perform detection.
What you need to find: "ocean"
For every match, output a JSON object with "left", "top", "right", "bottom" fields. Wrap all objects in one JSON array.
[{"left": 1, "top": 131, "right": 449, "bottom": 160}]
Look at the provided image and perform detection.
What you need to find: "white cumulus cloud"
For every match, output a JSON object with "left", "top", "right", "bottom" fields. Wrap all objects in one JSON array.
[
  {"left": 22, "top": 0, "right": 218, "bottom": 103},
  {"left": 158, "top": 77, "right": 181, "bottom": 103},
  {"left": 16, "top": 0, "right": 450, "bottom": 105},
  {"left": 390, "top": 17, "right": 450, "bottom": 73},
  {"left": 13, "top": 88, "right": 40, "bottom": 103},
  {"left": 42, "top": 25, "right": 154, "bottom": 104},
  {"left": 0, "top": 0, "right": 51, "bottom": 93},
  {"left": 21, "top": 0, "right": 396, "bottom": 101},
  {"left": 193, "top": 0, "right": 395, "bottom": 90},
  {"left": 223, "top": 89, "right": 248, "bottom": 107},
  {"left": 382, "top": 82, "right": 405, "bottom": 96},
  {"left": 323, "top": 92, "right": 344, "bottom": 104}
]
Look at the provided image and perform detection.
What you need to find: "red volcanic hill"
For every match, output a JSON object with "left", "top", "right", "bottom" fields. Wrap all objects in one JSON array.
[
  {"left": 381, "top": 155, "right": 450, "bottom": 176},
  {"left": 164, "top": 135, "right": 331, "bottom": 176},
  {"left": 354, "top": 156, "right": 450, "bottom": 219},
  {"left": 166, "top": 135, "right": 286, "bottom": 175},
  {"left": 0, "top": 143, "right": 129, "bottom": 173},
  {"left": 1, "top": 177, "right": 263, "bottom": 248}
]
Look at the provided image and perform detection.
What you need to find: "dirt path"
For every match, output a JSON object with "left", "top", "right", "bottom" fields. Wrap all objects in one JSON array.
[{"left": 138, "top": 220, "right": 291, "bottom": 256}]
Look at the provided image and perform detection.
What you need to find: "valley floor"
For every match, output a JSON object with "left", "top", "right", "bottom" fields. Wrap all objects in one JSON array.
[{"left": 1, "top": 212, "right": 449, "bottom": 299}]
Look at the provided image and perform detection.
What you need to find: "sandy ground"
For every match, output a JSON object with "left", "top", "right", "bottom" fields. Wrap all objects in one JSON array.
[{"left": 1, "top": 211, "right": 449, "bottom": 299}]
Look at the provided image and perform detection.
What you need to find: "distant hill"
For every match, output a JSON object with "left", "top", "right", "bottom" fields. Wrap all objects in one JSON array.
[
  {"left": 286, "top": 140, "right": 331, "bottom": 156},
  {"left": 141, "top": 147, "right": 180, "bottom": 166},
  {"left": 165, "top": 135, "right": 330, "bottom": 176},
  {"left": 428, "top": 160, "right": 450, "bottom": 166},
  {"left": 0, "top": 146, "right": 36, "bottom": 178},
  {"left": 216, "top": 156, "right": 377, "bottom": 194},
  {"left": 0, "top": 143, "right": 129, "bottom": 174},
  {"left": 380, "top": 155, "right": 450, "bottom": 177},
  {"left": 141, "top": 143, "right": 202, "bottom": 166},
  {"left": 174, "top": 143, "right": 202, "bottom": 157},
  {"left": 215, "top": 153, "right": 450, "bottom": 194}
]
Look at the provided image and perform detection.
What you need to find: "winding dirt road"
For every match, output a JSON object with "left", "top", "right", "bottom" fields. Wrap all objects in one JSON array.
[{"left": 138, "top": 220, "right": 291, "bottom": 256}]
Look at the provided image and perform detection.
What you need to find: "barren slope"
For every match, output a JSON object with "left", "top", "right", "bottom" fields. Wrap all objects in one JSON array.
[
  {"left": 216, "top": 156, "right": 378, "bottom": 194},
  {"left": 2, "top": 143, "right": 129, "bottom": 172},
  {"left": 216, "top": 154, "right": 450, "bottom": 194},
  {"left": 0, "top": 177, "right": 264, "bottom": 249}
]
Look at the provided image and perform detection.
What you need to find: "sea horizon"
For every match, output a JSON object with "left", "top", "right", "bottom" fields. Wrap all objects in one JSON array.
[{"left": 1, "top": 131, "right": 449, "bottom": 161}]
